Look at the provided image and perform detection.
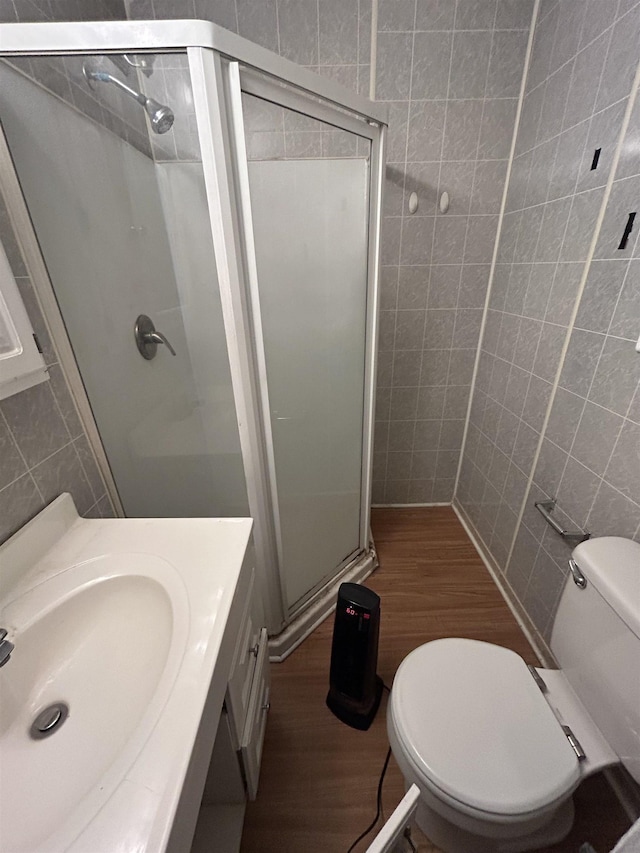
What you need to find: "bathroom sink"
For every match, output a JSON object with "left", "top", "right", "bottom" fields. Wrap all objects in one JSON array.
[
  {"left": 0, "top": 556, "right": 188, "bottom": 853},
  {"left": 0, "top": 494, "right": 253, "bottom": 853}
]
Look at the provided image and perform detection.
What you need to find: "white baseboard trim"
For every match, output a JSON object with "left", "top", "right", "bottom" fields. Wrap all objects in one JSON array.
[
  {"left": 451, "top": 499, "right": 553, "bottom": 667},
  {"left": 371, "top": 502, "right": 451, "bottom": 508},
  {"left": 268, "top": 549, "right": 378, "bottom": 662}
]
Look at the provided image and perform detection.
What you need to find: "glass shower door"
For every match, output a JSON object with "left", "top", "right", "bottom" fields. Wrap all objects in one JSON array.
[
  {"left": 0, "top": 52, "right": 249, "bottom": 520},
  {"left": 235, "top": 81, "right": 375, "bottom": 614}
]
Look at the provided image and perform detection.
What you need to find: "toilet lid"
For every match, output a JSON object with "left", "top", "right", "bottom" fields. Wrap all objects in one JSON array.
[{"left": 391, "top": 638, "right": 580, "bottom": 816}]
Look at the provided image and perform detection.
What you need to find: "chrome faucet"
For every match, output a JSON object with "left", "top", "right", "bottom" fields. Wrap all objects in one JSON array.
[{"left": 0, "top": 628, "right": 14, "bottom": 667}]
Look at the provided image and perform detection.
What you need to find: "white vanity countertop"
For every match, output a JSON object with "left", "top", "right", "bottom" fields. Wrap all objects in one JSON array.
[{"left": 0, "top": 494, "right": 253, "bottom": 853}]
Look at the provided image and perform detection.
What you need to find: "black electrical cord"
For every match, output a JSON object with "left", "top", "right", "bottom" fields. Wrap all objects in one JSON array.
[{"left": 346, "top": 746, "right": 392, "bottom": 853}]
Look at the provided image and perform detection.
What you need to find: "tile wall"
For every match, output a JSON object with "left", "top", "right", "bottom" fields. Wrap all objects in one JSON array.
[
  {"left": 125, "top": 0, "right": 533, "bottom": 504},
  {"left": 0, "top": 194, "right": 113, "bottom": 545},
  {"left": 456, "top": 0, "right": 640, "bottom": 641},
  {"left": 373, "top": 0, "right": 533, "bottom": 504},
  {"left": 127, "top": 0, "right": 372, "bottom": 98}
]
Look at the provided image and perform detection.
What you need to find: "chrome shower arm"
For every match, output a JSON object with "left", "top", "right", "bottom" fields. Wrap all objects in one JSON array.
[
  {"left": 86, "top": 70, "right": 146, "bottom": 106},
  {"left": 82, "top": 62, "right": 174, "bottom": 134}
]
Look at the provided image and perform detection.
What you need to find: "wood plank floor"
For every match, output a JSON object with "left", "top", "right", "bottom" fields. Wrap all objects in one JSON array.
[{"left": 239, "top": 508, "right": 630, "bottom": 852}]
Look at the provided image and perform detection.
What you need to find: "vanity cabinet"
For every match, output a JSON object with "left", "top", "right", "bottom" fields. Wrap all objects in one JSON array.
[
  {"left": 0, "top": 494, "right": 263, "bottom": 853},
  {"left": 190, "top": 555, "right": 270, "bottom": 853}
]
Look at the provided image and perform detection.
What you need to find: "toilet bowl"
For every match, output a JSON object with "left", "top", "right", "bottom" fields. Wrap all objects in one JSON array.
[
  {"left": 386, "top": 536, "right": 640, "bottom": 853},
  {"left": 387, "top": 639, "right": 580, "bottom": 852}
]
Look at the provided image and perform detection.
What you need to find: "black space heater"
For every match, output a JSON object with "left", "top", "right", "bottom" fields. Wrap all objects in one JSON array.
[{"left": 326, "top": 582, "right": 383, "bottom": 731}]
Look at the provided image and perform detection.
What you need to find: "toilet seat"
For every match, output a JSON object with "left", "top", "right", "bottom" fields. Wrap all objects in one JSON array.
[{"left": 389, "top": 638, "right": 580, "bottom": 821}]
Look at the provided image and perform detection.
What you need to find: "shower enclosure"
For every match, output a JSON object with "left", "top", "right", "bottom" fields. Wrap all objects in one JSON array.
[{"left": 0, "top": 21, "right": 386, "bottom": 649}]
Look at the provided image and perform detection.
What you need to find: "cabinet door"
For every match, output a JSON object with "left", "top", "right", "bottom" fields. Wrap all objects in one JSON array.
[
  {"left": 225, "top": 565, "right": 259, "bottom": 747},
  {"left": 240, "top": 627, "right": 270, "bottom": 800},
  {"left": 365, "top": 785, "right": 420, "bottom": 853}
]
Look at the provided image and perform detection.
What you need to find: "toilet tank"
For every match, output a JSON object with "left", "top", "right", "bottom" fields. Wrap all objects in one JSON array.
[{"left": 550, "top": 536, "right": 640, "bottom": 784}]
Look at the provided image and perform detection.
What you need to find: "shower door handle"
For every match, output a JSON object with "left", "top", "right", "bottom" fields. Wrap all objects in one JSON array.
[{"left": 134, "top": 314, "right": 177, "bottom": 360}]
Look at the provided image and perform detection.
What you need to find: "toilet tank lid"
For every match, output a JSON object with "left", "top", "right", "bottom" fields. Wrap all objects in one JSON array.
[{"left": 572, "top": 537, "right": 640, "bottom": 639}]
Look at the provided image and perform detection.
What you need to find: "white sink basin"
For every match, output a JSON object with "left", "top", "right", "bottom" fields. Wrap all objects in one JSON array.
[
  {"left": 0, "top": 494, "right": 252, "bottom": 853},
  {"left": 1, "top": 556, "right": 188, "bottom": 853}
]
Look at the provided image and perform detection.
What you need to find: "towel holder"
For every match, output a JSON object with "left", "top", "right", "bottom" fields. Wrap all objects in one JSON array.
[{"left": 534, "top": 499, "right": 590, "bottom": 545}]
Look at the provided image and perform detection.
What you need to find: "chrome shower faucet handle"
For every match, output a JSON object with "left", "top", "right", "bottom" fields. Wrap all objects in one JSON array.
[{"left": 134, "top": 314, "right": 177, "bottom": 360}]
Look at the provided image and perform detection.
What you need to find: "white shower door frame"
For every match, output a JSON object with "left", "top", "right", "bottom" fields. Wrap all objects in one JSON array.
[
  {"left": 228, "top": 61, "right": 385, "bottom": 620},
  {"left": 190, "top": 47, "right": 386, "bottom": 629},
  {"left": 0, "top": 19, "right": 386, "bottom": 640}
]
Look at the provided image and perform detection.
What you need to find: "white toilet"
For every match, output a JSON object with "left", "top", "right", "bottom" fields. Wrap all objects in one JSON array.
[{"left": 387, "top": 536, "right": 640, "bottom": 853}]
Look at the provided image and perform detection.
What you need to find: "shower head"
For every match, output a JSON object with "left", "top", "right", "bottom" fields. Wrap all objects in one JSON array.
[
  {"left": 143, "top": 98, "right": 174, "bottom": 135},
  {"left": 82, "top": 64, "right": 175, "bottom": 135}
]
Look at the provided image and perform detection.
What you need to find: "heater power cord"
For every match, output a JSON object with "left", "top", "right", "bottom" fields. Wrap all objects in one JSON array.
[{"left": 346, "top": 746, "right": 392, "bottom": 853}]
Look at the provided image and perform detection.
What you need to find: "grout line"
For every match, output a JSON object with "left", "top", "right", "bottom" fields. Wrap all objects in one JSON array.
[
  {"left": 272, "top": 0, "right": 282, "bottom": 56},
  {"left": 448, "top": 6, "right": 499, "bottom": 478},
  {"left": 233, "top": 0, "right": 240, "bottom": 40},
  {"left": 395, "top": 1, "right": 418, "bottom": 349},
  {"left": 27, "top": 438, "right": 77, "bottom": 472},
  {"left": 369, "top": 0, "right": 378, "bottom": 102},
  {"left": 84, "top": 496, "right": 102, "bottom": 517},
  {"left": 0, "top": 470, "right": 32, "bottom": 494},
  {"left": 0, "top": 407, "right": 30, "bottom": 478},
  {"left": 417, "top": 0, "right": 456, "bottom": 440},
  {"left": 0, "top": 408, "right": 63, "bottom": 504},
  {"left": 512, "top": 92, "right": 630, "bottom": 160},
  {"left": 453, "top": 0, "right": 541, "bottom": 499},
  {"left": 355, "top": 0, "right": 360, "bottom": 95},
  {"left": 464, "top": 391, "right": 640, "bottom": 511},
  {"left": 71, "top": 435, "right": 102, "bottom": 504},
  {"left": 379, "top": 94, "right": 550, "bottom": 104},
  {"left": 503, "top": 56, "right": 640, "bottom": 571},
  {"left": 383, "top": 0, "right": 417, "bottom": 504},
  {"left": 375, "top": 27, "right": 531, "bottom": 34}
]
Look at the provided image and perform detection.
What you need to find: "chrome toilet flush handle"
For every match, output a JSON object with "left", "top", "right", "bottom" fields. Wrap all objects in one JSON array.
[
  {"left": 134, "top": 314, "right": 177, "bottom": 360},
  {"left": 568, "top": 558, "right": 587, "bottom": 589},
  {"left": 0, "top": 628, "right": 14, "bottom": 667}
]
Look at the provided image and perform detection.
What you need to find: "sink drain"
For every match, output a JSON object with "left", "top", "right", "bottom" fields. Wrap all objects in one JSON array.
[{"left": 30, "top": 702, "right": 69, "bottom": 740}]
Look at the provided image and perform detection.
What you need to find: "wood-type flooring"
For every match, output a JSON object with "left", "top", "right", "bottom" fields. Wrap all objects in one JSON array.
[{"left": 239, "top": 507, "right": 631, "bottom": 852}]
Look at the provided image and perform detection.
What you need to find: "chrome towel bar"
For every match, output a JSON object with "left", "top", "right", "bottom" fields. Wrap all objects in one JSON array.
[{"left": 534, "top": 499, "right": 590, "bottom": 546}]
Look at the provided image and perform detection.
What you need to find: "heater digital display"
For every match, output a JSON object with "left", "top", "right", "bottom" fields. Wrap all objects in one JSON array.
[{"left": 346, "top": 606, "right": 371, "bottom": 618}]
